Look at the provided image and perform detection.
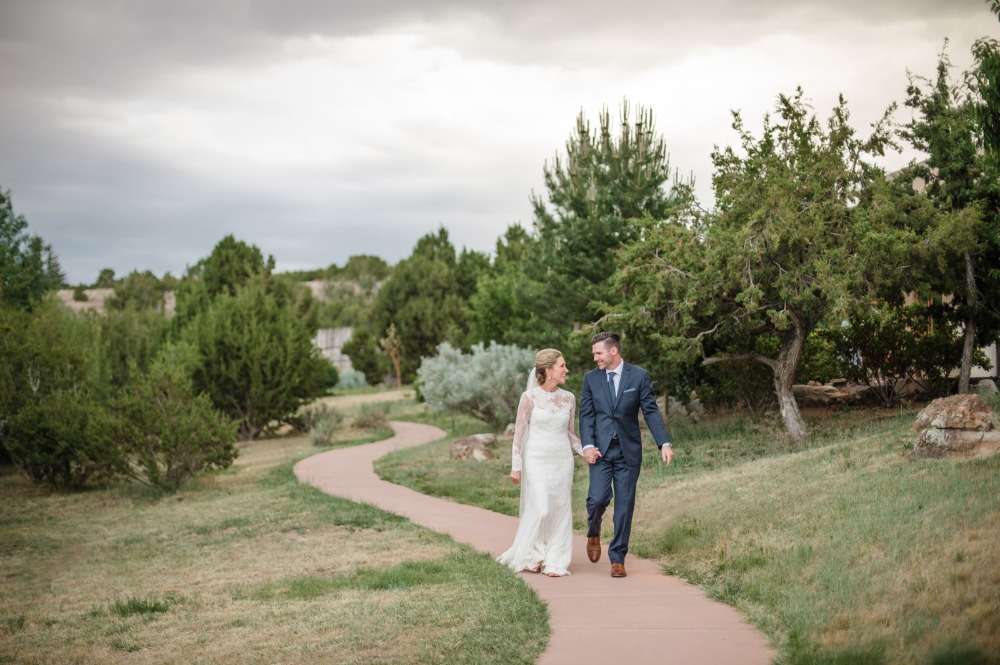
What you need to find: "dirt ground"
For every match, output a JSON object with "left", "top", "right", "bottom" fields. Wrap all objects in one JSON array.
[{"left": 314, "top": 388, "right": 416, "bottom": 410}]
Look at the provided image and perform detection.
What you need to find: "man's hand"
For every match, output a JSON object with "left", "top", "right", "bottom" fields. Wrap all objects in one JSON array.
[
  {"left": 510, "top": 470, "right": 522, "bottom": 484},
  {"left": 661, "top": 445, "right": 674, "bottom": 466},
  {"left": 583, "top": 447, "right": 602, "bottom": 464}
]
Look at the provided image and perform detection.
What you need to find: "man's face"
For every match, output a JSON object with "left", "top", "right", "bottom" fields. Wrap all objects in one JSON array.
[{"left": 592, "top": 342, "right": 619, "bottom": 370}]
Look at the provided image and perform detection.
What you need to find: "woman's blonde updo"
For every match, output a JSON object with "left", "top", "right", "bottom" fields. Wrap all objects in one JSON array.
[{"left": 533, "top": 348, "right": 563, "bottom": 387}]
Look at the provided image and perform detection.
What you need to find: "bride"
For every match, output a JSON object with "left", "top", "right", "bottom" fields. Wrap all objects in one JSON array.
[{"left": 497, "top": 348, "right": 584, "bottom": 577}]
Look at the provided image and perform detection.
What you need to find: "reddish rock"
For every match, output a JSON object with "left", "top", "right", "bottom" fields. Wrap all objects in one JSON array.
[
  {"left": 912, "top": 394, "right": 998, "bottom": 432},
  {"left": 913, "top": 394, "right": 1000, "bottom": 459}
]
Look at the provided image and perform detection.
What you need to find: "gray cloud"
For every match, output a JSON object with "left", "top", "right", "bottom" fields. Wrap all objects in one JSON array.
[{"left": 0, "top": 0, "right": 996, "bottom": 284}]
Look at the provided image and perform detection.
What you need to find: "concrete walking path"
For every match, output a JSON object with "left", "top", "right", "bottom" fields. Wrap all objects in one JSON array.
[{"left": 294, "top": 421, "right": 776, "bottom": 665}]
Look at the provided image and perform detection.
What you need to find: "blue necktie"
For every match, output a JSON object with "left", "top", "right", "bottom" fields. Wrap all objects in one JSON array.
[{"left": 607, "top": 371, "right": 616, "bottom": 404}]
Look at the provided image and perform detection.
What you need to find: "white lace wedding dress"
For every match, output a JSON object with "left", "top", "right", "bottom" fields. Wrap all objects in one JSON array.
[{"left": 497, "top": 386, "right": 584, "bottom": 576}]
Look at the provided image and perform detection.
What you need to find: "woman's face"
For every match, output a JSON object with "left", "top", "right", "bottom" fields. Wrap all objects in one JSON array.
[{"left": 547, "top": 356, "right": 569, "bottom": 384}]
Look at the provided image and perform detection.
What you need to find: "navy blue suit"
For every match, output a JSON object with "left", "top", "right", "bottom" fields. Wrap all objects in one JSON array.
[{"left": 579, "top": 361, "right": 669, "bottom": 564}]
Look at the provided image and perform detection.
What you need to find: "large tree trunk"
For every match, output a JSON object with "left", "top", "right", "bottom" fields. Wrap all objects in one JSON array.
[
  {"left": 700, "top": 314, "right": 811, "bottom": 441},
  {"left": 958, "top": 252, "right": 978, "bottom": 394},
  {"left": 773, "top": 315, "right": 809, "bottom": 442}
]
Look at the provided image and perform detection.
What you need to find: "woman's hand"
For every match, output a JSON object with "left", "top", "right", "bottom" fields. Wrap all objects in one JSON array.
[{"left": 510, "top": 470, "right": 522, "bottom": 484}]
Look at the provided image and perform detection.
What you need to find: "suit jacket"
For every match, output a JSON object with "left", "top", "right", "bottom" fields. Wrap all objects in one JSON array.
[{"left": 579, "top": 361, "right": 670, "bottom": 467}]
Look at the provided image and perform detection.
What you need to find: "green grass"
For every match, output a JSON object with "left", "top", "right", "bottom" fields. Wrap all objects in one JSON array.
[
  {"left": 379, "top": 401, "right": 1000, "bottom": 665},
  {"left": 0, "top": 424, "right": 547, "bottom": 665},
  {"left": 108, "top": 595, "right": 180, "bottom": 618}
]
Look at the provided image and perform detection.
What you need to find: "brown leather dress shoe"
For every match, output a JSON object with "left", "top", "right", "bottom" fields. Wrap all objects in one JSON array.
[
  {"left": 586, "top": 536, "right": 601, "bottom": 563},
  {"left": 610, "top": 563, "right": 627, "bottom": 578}
]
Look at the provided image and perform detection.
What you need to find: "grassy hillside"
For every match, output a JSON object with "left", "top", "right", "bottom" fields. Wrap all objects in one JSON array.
[{"left": 379, "top": 403, "right": 1000, "bottom": 665}]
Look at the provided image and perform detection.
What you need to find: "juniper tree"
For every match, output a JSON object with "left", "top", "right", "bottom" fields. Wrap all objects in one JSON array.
[{"left": 605, "top": 90, "right": 962, "bottom": 441}]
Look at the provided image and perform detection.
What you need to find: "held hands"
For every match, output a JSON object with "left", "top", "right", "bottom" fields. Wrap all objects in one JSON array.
[
  {"left": 583, "top": 448, "right": 602, "bottom": 465},
  {"left": 510, "top": 470, "right": 522, "bottom": 484}
]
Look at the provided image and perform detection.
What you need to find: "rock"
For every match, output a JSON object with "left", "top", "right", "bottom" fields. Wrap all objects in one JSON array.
[
  {"left": 895, "top": 377, "right": 929, "bottom": 401},
  {"left": 793, "top": 384, "right": 850, "bottom": 407},
  {"left": 654, "top": 391, "right": 713, "bottom": 424},
  {"left": 912, "top": 394, "right": 998, "bottom": 432},
  {"left": 914, "top": 428, "right": 1000, "bottom": 458},
  {"left": 974, "top": 379, "right": 999, "bottom": 397},
  {"left": 450, "top": 433, "right": 498, "bottom": 461},
  {"left": 913, "top": 393, "right": 1000, "bottom": 459}
]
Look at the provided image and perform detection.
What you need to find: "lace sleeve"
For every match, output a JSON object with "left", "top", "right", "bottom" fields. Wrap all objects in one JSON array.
[
  {"left": 511, "top": 391, "right": 533, "bottom": 473},
  {"left": 567, "top": 395, "right": 583, "bottom": 456}
]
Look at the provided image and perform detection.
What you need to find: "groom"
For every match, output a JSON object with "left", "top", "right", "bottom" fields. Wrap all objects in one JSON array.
[{"left": 579, "top": 332, "right": 673, "bottom": 577}]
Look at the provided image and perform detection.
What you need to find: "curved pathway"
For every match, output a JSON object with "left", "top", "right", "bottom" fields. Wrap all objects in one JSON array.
[{"left": 294, "top": 421, "right": 776, "bottom": 664}]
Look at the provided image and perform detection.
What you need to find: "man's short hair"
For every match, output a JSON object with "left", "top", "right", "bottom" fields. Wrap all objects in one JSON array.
[{"left": 591, "top": 331, "right": 621, "bottom": 351}]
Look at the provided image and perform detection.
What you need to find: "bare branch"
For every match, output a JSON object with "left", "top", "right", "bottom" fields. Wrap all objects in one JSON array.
[{"left": 703, "top": 352, "right": 778, "bottom": 372}]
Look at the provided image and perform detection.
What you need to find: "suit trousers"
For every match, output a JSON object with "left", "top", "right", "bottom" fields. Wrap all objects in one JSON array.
[{"left": 585, "top": 437, "right": 641, "bottom": 564}]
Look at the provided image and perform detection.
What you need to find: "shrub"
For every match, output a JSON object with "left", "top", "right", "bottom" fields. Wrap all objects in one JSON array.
[
  {"left": 352, "top": 404, "right": 389, "bottom": 431},
  {"left": 796, "top": 328, "right": 843, "bottom": 384},
  {"left": 319, "top": 359, "right": 340, "bottom": 392},
  {"left": 0, "top": 300, "right": 125, "bottom": 489},
  {"left": 829, "top": 303, "right": 984, "bottom": 406},
  {"left": 417, "top": 342, "right": 535, "bottom": 431},
  {"left": 111, "top": 359, "right": 237, "bottom": 492},
  {"left": 309, "top": 411, "right": 343, "bottom": 446},
  {"left": 335, "top": 368, "right": 369, "bottom": 390},
  {"left": 702, "top": 360, "right": 776, "bottom": 416},
  {"left": 4, "top": 391, "right": 123, "bottom": 490},
  {"left": 181, "top": 278, "right": 328, "bottom": 439}
]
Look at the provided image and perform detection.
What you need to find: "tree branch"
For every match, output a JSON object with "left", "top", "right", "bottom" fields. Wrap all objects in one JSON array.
[{"left": 702, "top": 352, "right": 778, "bottom": 372}]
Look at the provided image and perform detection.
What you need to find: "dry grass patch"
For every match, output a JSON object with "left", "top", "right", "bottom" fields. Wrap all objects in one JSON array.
[
  {"left": 382, "top": 402, "right": 1000, "bottom": 664},
  {"left": 629, "top": 422, "right": 1000, "bottom": 664},
  {"left": 1, "top": 428, "right": 546, "bottom": 665}
]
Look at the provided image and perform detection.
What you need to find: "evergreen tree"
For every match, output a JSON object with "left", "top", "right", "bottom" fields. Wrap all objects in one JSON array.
[
  {"left": 470, "top": 224, "right": 543, "bottom": 347},
  {"left": 370, "top": 228, "right": 469, "bottom": 382},
  {"left": 0, "top": 187, "right": 62, "bottom": 310},
  {"left": 341, "top": 325, "right": 386, "bottom": 386},
  {"left": 106, "top": 270, "right": 168, "bottom": 312},
  {"left": 0, "top": 299, "right": 122, "bottom": 489},
  {"left": 172, "top": 235, "right": 275, "bottom": 328},
  {"left": 528, "top": 102, "right": 691, "bottom": 336},
  {"left": 470, "top": 103, "right": 690, "bottom": 366},
  {"left": 606, "top": 90, "right": 958, "bottom": 441},
  {"left": 112, "top": 357, "right": 237, "bottom": 491},
  {"left": 94, "top": 268, "right": 116, "bottom": 289},
  {"left": 182, "top": 275, "right": 327, "bottom": 439},
  {"left": 900, "top": 45, "right": 1000, "bottom": 392},
  {"left": 319, "top": 254, "right": 391, "bottom": 328}
]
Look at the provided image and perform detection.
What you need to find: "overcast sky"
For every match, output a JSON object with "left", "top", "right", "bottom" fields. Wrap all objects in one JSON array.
[{"left": 1, "top": 1, "right": 995, "bottom": 285}]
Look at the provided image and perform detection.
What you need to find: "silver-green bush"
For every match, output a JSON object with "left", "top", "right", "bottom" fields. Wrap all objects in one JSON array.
[{"left": 417, "top": 342, "right": 535, "bottom": 431}]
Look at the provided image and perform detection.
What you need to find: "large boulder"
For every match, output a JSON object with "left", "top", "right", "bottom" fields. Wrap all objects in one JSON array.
[
  {"left": 793, "top": 383, "right": 852, "bottom": 407},
  {"left": 912, "top": 394, "right": 1000, "bottom": 458},
  {"left": 974, "top": 379, "right": 999, "bottom": 398},
  {"left": 450, "top": 433, "right": 498, "bottom": 461},
  {"left": 656, "top": 393, "right": 705, "bottom": 423}
]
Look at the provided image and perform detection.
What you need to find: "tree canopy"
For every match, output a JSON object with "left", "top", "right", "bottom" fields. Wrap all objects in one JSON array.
[
  {"left": 604, "top": 90, "right": 966, "bottom": 440},
  {"left": 900, "top": 43, "right": 1000, "bottom": 392},
  {"left": 0, "top": 187, "right": 63, "bottom": 309},
  {"left": 368, "top": 228, "right": 470, "bottom": 382}
]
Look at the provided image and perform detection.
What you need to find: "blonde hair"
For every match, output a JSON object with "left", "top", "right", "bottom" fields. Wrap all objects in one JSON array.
[{"left": 534, "top": 348, "right": 563, "bottom": 386}]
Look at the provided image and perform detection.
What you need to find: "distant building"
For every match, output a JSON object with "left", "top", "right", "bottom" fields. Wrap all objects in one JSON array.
[{"left": 313, "top": 327, "right": 354, "bottom": 372}]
